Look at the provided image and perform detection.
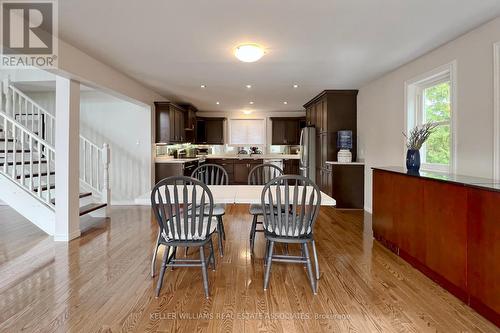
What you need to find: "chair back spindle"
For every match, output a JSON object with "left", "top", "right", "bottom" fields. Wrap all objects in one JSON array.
[
  {"left": 151, "top": 176, "right": 214, "bottom": 242},
  {"left": 248, "top": 163, "right": 284, "bottom": 185},
  {"left": 191, "top": 163, "right": 229, "bottom": 185},
  {"left": 261, "top": 175, "right": 321, "bottom": 238}
]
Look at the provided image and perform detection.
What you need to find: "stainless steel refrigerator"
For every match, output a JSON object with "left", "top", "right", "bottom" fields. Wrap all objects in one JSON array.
[{"left": 299, "top": 126, "right": 316, "bottom": 181}]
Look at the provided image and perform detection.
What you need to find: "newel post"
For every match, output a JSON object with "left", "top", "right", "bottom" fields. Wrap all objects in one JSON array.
[{"left": 102, "top": 143, "right": 111, "bottom": 207}]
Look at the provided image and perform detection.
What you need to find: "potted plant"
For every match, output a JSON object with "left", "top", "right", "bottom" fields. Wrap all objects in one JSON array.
[{"left": 403, "top": 122, "right": 438, "bottom": 172}]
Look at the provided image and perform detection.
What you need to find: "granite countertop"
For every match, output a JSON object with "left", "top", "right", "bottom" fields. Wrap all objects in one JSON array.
[
  {"left": 204, "top": 154, "right": 300, "bottom": 160},
  {"left": 326, "top": 161, "right": 365, "bottom": 165},
  {"left": 373, "top": 166, "right": 500, "bottom": 192},
  {"left": 155, "top": 157, "right": 201, "bottom": 164}
]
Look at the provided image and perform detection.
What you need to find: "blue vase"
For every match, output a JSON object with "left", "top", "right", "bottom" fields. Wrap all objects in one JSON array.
[{"left": 406, "top": 149, "right": 420, "bottom": 172}]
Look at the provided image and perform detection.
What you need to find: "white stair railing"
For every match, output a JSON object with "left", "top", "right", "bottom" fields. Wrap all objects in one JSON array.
[
  {"left": 2, "top": 78, "right": 56, "bottom": 145},
  {"left": 0, "top": 111, "right": 56, "bottom": 209},
  {"left": 80, "top": 136, "right": 110, "bottom": 202},
  {"left": 1, "top": 78, "right": 111, "bottom": 206}
]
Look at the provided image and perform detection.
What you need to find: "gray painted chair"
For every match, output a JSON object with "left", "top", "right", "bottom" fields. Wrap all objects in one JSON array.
[
  {"left": 191, "top": 163, "right": 228, "bottom": 256},
  {"left": 261, "top": 175, "right": 321, "bottom": 294},
  {"left": 151, "top": 176, "right": 217, "bottom": 298},
  {"left": 248, "top": 163, "right": 284, "bottom": 254}
]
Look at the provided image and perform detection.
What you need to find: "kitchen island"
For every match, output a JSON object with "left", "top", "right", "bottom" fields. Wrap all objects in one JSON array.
[{"left": 372, "top": 167, "right": 499, "bottom": 326}]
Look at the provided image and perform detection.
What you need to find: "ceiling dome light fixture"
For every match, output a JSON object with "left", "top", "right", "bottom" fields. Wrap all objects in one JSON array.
[{"left": 235, "top": 43, "right": 265, "bottom": 63}]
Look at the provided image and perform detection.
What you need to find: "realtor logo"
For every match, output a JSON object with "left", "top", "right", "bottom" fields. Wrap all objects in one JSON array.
[{"left": 1, "top": 0, "right": 58, "bottom": 68}]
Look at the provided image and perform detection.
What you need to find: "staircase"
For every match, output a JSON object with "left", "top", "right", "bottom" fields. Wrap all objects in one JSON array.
[{"left": 0, "top": 78, "right": 110, "bottom": 236}]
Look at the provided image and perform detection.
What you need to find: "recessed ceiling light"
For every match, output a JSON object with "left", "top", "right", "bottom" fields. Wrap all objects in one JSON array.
[
  {"left": 200, "top": 84, "right": 206, "bottom": 88},
  {"left": 293, "top": 84, "right": 299, "bottom": 88},
  {"left": 243, "top": 110, "right": 252, "bottom": 115},
  {"left": 246, "top": 84, "right": 252, "bottom": 89},
  {"left": 234, "top": 43, "right": 265, "bottom": 63},
  {"left": 283, "top": 101, "right": 288, "bottom": 105},
  {"left": 249, "top": 101, "right": 254, "bottom": 105},
  {"left": 216, "top": 101, "right": 220, "bottom": 105}
]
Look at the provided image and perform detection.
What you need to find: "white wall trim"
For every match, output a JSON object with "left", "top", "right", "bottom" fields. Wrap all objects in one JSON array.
[
  {"left": 493, "top": 42, "right": 500, "bottom": 181},
  {"left": 403, "top": 60, "right": 458, "bottom": 173}
]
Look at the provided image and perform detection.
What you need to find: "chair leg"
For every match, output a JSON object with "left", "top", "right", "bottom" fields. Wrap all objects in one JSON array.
[
  {"left": 199, "top": 245, "right": 210, "bottom": 298},
  {"left": 218, "top": 215, "right": 226, "bottom": 240},
  {"left": 171, "top": 247, "right": 177, "bottom": 271},
  {"left": 217, "top": 224, "right": 224, "bottom": 257},
  {"left": 303, "top": 243, "right": 317, "bottom": 295},
  {"left": 264, "top": 239, "right": 270, "bottom": 265},
  {"left": 311, "top": 239, "right": 320, "bottom": 280},
  {"left": 250, "top": 215, "right": 257, "bottom": 254},
  {"left": 263, "top": 241, "right": 274, "bottom": 290},
  {"left": 209, "top": 238, "right": 216, "bottom": 271},
  {"left": 151, "top": 229, "right": 161, "bottom": 277},
  {"left": 155, "top": 245, "right": 169, "bottom": 297}
]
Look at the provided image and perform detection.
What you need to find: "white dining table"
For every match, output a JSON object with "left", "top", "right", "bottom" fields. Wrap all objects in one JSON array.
[{"left": 136, "top": 185, "right": 336, "bottom": 206}]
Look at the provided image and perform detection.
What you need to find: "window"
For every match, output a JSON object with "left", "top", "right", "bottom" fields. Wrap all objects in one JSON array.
[
  {"left": 406, "top": 62, "right": 456, "bottom": 172},
  {"left": 228, "top": 119, "right": 266, "bottom": 145}
]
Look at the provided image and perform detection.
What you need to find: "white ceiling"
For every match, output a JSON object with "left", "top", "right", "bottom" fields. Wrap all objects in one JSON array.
[{"left": 58, "top": 0, "right": 500, "bottom": 112}]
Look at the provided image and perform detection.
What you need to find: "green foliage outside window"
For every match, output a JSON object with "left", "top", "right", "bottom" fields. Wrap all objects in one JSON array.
[{"left": 423, "top": 82, "right": 451, "bottom": 164}]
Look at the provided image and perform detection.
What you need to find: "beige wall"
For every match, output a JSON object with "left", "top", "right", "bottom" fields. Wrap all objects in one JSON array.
[{"left": 358, "top": 16, "right": 500, "bottom": 212}]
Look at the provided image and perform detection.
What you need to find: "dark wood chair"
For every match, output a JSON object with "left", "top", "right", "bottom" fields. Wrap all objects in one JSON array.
[
  {"left": 261, "top": 175, "right": 321, "bottom": 294},
  {"left": 151, "top": 176, "right": 217, "bottom": 298},
  {"left": 247, "top": 163, "right": 283, "bottom": 254}
]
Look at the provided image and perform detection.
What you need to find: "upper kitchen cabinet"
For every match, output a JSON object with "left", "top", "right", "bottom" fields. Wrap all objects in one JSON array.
[
  {"left": 179, "top": 103, "right": 197, "bottom": 142},
  {"left": 155, "top": 102, "right": 187, "bottom": 143},
  {"left": 271, "top": 117, "right": 305, "bottom": 145},
  {"left": 195, "top": 117, "right": 225, "bottom": 144}
]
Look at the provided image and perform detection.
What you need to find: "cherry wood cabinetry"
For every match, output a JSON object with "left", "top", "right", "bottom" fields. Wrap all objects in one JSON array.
[
  {"left": 195, "top": 118, "right": 225, "bottom": 144},
  {"left": 304, "top": 90, "right": 358, "bottom": 194},
  {"left": 372, "top": 168, "right": 500, "bottom": 326},
  {"left": 467, "top": 188, "right": 500, "bottom": 321},
  {"left": 155, "top": 102, "right": 186, "bottom": 143},
  {"left": 270, "top": 117, "right": 305, "bottom": 145}
]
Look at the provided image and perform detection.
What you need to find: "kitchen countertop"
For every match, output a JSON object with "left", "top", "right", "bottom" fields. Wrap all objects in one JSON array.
[
  {"left": 155, "top": 157, "right": 201, "bottom": 164},
  {"left": 155, "top": 154, "right": 301, "bottom": 163},
  {"left": 204, "top": 154, "right": 300, "bottom": 160},
  {"left": 326, "top": 161, "right": 365, "bottom": 165},
  {"left": 373, "top": 166, "right": 500, "bottom": 192}
]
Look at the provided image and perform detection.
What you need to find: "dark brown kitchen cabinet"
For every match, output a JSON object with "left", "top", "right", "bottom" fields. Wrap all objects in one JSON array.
[
  {"left": 155, "top": 102, "right": 187, "bottom": 143},
  {"left": 330, "top": 163, "right": 364, "bottom": 209},
  {"left": 283, "top": 159, "right": 299, "bottom": 175},
  {"left": 208, "top": 158, "right": 234, "bottom": 182},
  {"left": 179, "top": 104, "right": 197, "bottom": 143},
  {"left": 304, "top": 90, "right": 358, "bottom": 191},
  {"left": 271, "top": 117, "right": 304, "bottom": 145},
  {"left": 155, "top": 160, "right": 199, "bottom": 183},
  {"left": 195, "top": 117, "right": 225, "bottom": 144},
  {"left": 233, "top": 159, "right": 263, "bottom": 184}
]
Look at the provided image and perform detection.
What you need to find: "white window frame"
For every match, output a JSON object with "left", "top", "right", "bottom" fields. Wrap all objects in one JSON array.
[
  {"left": 404, "top": 61, "right": 457, "bottom": 173},
  {"left": 493, "top": 42, "right": 500, "bottom": 181}
]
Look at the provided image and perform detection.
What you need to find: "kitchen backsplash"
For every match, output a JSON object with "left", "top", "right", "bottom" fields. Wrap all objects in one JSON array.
[{"left": 155, "top": 143, "right": 298, "bottom": 157}]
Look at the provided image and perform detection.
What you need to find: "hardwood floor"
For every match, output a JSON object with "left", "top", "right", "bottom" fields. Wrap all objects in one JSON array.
[{"left": 0, "top": 204, "right": 498, "bottom": 332}]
